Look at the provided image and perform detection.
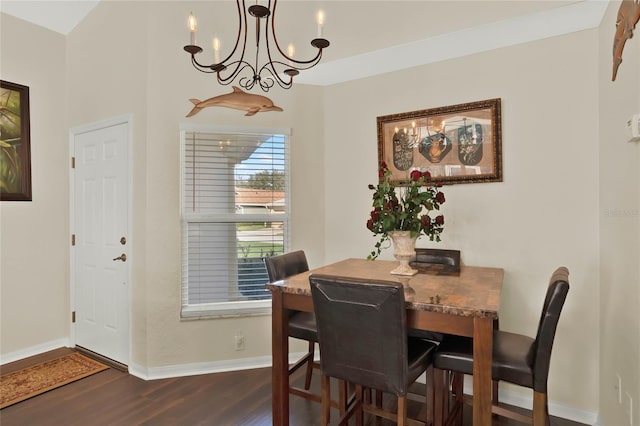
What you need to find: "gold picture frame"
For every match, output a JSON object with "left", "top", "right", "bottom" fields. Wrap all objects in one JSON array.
[
  {"left": 377, "top": 98, "right": 502, "bottom": 185},
  {"left": 1, "top": 80, "right": 32, "bottom": 201}
]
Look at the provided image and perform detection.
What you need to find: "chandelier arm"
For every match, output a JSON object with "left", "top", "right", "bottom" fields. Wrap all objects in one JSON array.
[
  {"left": 259, "top": 1, "right": 297, "bottom": 86},
  {"left": 217, "top": 0, "right": 246, "bottom": 66},
  {"left": 269, "top": 0, "right": 327, "bottom": 68},
  {"left": 258, "top": 65, "right": 291, "bottom": 91},
  {"left": 239, "top": 75, "right": 256, "bottom": 91},
  {"left": 217, "top": 61, "right": 257, "bottom": 86},
  {"left": 259, "top": 61, "right": 291, "bottom": 88},
  {"left": 216, "top": 0, "right": 251, "bottom": 81},
  {"left": 214, "top": 0, "right": 256, "bottom": 87},
  {"left": 285, "top": 51, "right": 324, "bottom": 70},
  {"left": 190, "top": 56, "right": 218, "bottom": 73}
]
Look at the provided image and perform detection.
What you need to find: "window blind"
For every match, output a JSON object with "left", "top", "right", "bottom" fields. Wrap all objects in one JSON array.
[{"left": 181, "top": 129, "right": 289, "bottom": 317}]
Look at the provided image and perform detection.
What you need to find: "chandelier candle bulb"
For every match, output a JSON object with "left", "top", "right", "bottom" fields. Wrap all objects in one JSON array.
[
  {"left": 316, "top": 10, "right": 325, "bottom": 38},
  {"left": 188, "top": 13, "right": 197, "bottom": 45},
  {"left": 213, "top": 37, "right": 220, "bottom": 64},
  {"left": 287, "top": 43, "right": 295, "bottom": 66}
]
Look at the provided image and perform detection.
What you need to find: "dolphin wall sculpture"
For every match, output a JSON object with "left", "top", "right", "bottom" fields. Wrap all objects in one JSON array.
[
  {"left": 612, "top": 0, "right": 640, "bottom": 81},
  {"left": 186, "top": 86, "right": 283, "bottom": 117}
]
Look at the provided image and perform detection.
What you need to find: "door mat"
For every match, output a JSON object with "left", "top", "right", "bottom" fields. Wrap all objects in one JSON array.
[{"left": 0, "top": 352, "right": 109, "bottom": 409}]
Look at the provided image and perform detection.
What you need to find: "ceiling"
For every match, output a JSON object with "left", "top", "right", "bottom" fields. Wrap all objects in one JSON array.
[{"left": 0, "top": 1, "right": 609, "bottom": 86}]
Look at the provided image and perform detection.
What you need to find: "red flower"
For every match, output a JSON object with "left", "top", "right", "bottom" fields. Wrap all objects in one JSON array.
[
  {"left": 423, "top": 171, "right": 431, "bottom": 179},
  {"left": 366, "top": 219, "right": 374, "bottom": 230},
  {"left": 410, "top": 170, "right": 422, "bottom": 181},
  {"left": 371, "top": 210, "right": 380, "bottom": 221},
  {"left": 435, "top": 215, "right": 445, "bottom": 225},
  {"left": 379, "top": 169, "right": 385, "bottom": 178},
  {"left": 435, "top": 192, "right": 446, "bottom": 204},
  {"left": 421, "top": 215, "right": 431, "bottom": 227},
  {"left": 368, "top": 184, "right": 375, "bottom": 190}
]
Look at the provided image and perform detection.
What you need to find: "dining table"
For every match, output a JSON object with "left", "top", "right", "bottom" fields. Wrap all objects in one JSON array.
[{"left": 267, "top": 257, "right": 504, "bottom": 426}]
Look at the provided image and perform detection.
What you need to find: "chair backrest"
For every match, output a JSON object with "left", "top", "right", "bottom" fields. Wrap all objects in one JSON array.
[
  {"left": 309, "top": 274, "right": 410, "bottom": 396},
  {"left": 530, "top": 266, "right": 570, "bottom": 392},
  {"left": 414, "top": 248, "right": 460, "bottom": 268},
  {"left": 264, "top": 250, "right": 309, "bottom": 283}
]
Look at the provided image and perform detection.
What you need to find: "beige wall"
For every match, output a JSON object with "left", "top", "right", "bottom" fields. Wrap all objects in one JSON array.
[
  {"left": 0, "top": 14, "right": 68, "bottom": 355},
  {"left": 2, "top": 0, "right": 640, "bottom": 422},
  {"left": 598, "top": 2, "right": 640, "bottom": 426},
  {"left": 324, "top": 30, "right": 601, "bottom": 413},
  {"left": 64, "top": 1, "right": 325, "bottom": 369}
]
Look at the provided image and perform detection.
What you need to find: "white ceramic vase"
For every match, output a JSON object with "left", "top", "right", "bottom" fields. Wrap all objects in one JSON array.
[{"left": 388, "top": 230, "right": 418, "bottom": 276}]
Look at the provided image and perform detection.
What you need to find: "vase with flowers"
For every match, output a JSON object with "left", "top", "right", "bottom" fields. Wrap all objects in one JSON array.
[{"left": 366, "top": 161, "right": 445, "bottom": 276}]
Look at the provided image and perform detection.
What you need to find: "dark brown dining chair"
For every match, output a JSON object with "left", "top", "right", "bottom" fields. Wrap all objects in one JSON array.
[
  {"left": 408, "top": 248, "right": 462, "bottom": 343},
  {"left": 410, "top": 248, "right": 499, "bottom": 406},
  {"left": 433, "top": 266, "right": 570, "bottom": 426},
  {"left": 309, "top": 274, "right": 437, "bottom": 426},
  {"left": 412, "top": 248, "right": 461, "bottom": 271},
  {"left": 264, "top": 251, "right": 348, "bottom": 412}
]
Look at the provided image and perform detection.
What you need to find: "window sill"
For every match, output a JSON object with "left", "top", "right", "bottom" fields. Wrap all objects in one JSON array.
[{"left": 181, "top": 300, "right": 272, "bottom": 320}]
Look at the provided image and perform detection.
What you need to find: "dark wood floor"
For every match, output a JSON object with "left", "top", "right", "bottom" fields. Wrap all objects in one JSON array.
[{"left": 1, "top": 348, "right": 586, "bottom": 426}]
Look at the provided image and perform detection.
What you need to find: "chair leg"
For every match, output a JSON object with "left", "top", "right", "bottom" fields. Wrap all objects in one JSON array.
[
  {"left": 452, "top": 373, "right": 464, "bottom": 425},
  {"left": 321, "top": 374, "right": 331, "bottom": 426},
  {"left": 397, "top": 395, "right": 408, "bottom": 426},
  {"left": 426, "top": 366, "right": 434, "bottom": 426},
  {"left": 492, "top": 379, "right": 499, "bottom": 403},
  {"left": 355, "top": 384, "right": 364, "bottom": 426},
  {"left": 532, "top": 390, "right": 548, "bottom": 426},
  {"left": 338, "top": 379, "right": 348, "bottom": 416},
  {"left": 433, "top": 368, "right": 446, "bottom": 426},
  {"left": 452, "top": 373, "right": 464, "bottom": 403},
  {"left": 375, "top": 389, "right": 383, "bottom": 408},
  {"left": 304, "top": 341, "right": 315, "bottom": 390}
]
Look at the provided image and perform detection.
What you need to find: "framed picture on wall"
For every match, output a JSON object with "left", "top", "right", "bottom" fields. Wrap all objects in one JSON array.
[
  {"left": 1, "top": 80, "right": 32, "bottom": 201},
  {"left": 377, "top": 98, "right": 502, "bottom": 185}
]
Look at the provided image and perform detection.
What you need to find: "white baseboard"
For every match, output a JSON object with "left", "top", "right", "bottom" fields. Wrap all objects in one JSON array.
[
  {"left": 129, "top": 351, "right": 316, "bottom": 381},
  {"left": 461, "top": 376, "right": 598, "bottom": 426},
  {"left": 0, "top": 338, "right": 71, "bottom": 365}
]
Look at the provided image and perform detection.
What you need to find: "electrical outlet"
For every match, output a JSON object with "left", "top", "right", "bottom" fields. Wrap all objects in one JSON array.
[{"left": 234, "top": 332, "right": 245, "bottom": 351}]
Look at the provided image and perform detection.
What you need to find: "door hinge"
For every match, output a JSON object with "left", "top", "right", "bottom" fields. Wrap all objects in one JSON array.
[
  {"left": 72, "top": 311, "right": 76, "bottom": 323},
  {"left": 71, "top": 234, "right": 76, "bottom": 246},
  {"left": 71, "top": 157, "right": 75, "bottom": 168}
]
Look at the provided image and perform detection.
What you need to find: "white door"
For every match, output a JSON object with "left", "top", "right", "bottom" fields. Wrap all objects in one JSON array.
[{"left": 72, "top": 120, "right": 130, "bottom": 365}]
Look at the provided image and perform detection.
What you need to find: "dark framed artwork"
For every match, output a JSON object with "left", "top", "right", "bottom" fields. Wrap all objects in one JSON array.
[
  {"left": 1, "top": 80, "right": 32, "bottom": 201},
  {"left": 377, "top": 98, "right": 502, "bottom": 185}
]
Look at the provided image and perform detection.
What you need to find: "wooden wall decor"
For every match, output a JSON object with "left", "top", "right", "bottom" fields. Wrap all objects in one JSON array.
[{"left": 612, "top": 0, "right": 640, "bottom": 81}]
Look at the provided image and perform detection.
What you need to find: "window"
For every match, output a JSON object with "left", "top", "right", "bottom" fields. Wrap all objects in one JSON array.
[{"left": 180, "top": 126, "right": 289, "bottom": 317}]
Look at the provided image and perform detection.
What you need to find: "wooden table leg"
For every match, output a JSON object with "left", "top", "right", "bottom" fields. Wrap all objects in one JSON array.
[
  {"left": 473, "top": 317, "right": 494, "bottom": 426},
  {"left": 272, "top": 290, "right": 289, "bottom": 426}
]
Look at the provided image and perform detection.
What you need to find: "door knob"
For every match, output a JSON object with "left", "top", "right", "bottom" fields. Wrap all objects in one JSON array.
[{"left": 113, "top": 253, "right": 127, "bottom": 262}]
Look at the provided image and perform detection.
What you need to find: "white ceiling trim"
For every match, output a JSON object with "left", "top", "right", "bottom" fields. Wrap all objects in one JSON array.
[
  {"left": 294, "top": 0, "right": 609, "bottom": 86},
  {"left": 0, "top": 0, "right": 99, "bottom": 35}
]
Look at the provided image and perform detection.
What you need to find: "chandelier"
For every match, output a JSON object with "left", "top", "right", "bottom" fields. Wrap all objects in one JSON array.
[{"left": 184, "top": 0, "right": 330, "bottom": 92}]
